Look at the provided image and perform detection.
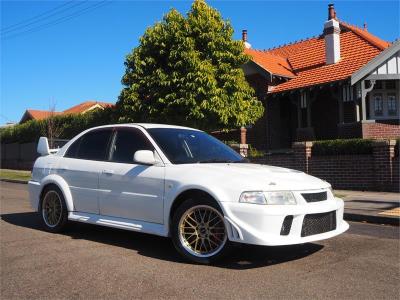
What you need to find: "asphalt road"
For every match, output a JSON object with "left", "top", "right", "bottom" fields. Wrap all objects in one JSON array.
[{"left": 1, "top": 182, "right": 399, "bottom": 299}]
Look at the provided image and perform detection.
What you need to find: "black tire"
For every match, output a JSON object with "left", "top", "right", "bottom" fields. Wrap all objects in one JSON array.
[
  {"left": 171, "top": 196, "right": 231, "bottom": 264},
  {"left": 39, "top": 185, "right": 68, "bottom": 233}
]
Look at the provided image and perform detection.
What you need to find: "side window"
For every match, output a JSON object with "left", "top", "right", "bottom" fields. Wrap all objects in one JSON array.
[
  {"left": 65, "top": 137, "right": 81, "bottom": 158},
  {"left": 66, "top": 129, "right": 112, "bottom": 161},
  {"left": 111, "top": 128, "right": 154, "bottom": 163}
]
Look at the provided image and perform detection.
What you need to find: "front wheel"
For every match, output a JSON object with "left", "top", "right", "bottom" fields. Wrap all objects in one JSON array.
[
  {"left": 171, "top": 197, "right": 231, "bottom": 264},
  {"left": 39, "top": 185, "right": 68, "bottom": 232}
]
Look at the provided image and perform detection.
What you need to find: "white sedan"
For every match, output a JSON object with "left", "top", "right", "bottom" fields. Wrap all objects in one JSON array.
[{"left": 29, "top": 124, "right": 349, "bottom": 263}]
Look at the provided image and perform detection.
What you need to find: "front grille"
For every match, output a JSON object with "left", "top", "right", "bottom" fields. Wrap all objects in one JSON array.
[
  {"left": 301, "top": 211, "right": 336, "bottom": 237},
  {"left": 280, "top": 215, "right": 293, "bottom": 236},
  {"left": 302, "top": 191, "right": 327, "bottom": 203}
]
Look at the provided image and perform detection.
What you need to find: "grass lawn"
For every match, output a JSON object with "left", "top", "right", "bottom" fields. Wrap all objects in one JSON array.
[{"left": 0, "top": 169, "right": 31, "bottom": 182}]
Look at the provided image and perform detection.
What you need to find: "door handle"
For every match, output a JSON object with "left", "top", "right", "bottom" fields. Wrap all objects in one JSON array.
[{"left": 102, "top": 169, "right": 114, "bottom": 175}]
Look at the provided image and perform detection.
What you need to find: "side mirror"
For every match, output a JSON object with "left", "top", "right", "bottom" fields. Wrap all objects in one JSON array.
[
  {"left": 134, "top": 150, "right": 157, "bottom": 165},
  {"left": 37, "top": 137, "right": 50, "bottom": 156}
]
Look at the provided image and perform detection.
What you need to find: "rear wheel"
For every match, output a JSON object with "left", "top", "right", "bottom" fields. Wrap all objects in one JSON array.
[
  {"left": 39, "top": 185, "right": 68, "bottom": 232},
  {"left": 171, "top": 197, "right": 230, "bottom": 264}
]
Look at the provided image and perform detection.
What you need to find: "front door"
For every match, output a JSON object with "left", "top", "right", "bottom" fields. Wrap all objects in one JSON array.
[{"left": 98, "top": 127, "right": 165, "bottom": 224}]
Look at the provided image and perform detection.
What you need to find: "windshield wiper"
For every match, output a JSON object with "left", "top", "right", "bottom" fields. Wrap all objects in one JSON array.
[{"left": 197, "top": 159, "right": 239, "bottom": 163}]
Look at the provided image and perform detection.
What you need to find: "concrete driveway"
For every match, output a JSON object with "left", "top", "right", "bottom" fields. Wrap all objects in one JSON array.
[{"left": 1, "top": 182, "right": 399, "bottom": 299}]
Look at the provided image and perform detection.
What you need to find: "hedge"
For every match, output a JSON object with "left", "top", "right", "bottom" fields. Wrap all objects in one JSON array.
[
  {"left": 0, "top": 107, "right": 117, "bottom": 144},
  {"left": 312, "top": 138, "right": 374, "bottom": 156}
]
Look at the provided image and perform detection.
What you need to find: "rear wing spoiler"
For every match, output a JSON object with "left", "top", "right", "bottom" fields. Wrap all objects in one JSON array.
[{"left": 37, "top": 137, "right": 59, "bottom": 156}]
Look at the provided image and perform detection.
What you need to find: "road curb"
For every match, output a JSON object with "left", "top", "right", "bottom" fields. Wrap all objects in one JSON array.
[
  {"left": 0, "top": 178, "right": 28, "bottom": 184},
  {"left": 344, "top": 213, "right": 399, "bottom": 226}
]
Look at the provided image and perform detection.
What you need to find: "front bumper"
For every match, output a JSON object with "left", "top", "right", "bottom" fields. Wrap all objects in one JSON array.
[{"left": 220, "top": 196, "right": 349, "bottom": 246}]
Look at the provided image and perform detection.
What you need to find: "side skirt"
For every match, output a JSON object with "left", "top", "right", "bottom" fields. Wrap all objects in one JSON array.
[{"left": 68, "top": 212, "right": 168, "bottom": 237}]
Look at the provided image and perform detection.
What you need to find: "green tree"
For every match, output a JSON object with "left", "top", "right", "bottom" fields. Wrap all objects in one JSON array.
[{"left": 117, "top": 0, "right": 263, "bottom": 130}]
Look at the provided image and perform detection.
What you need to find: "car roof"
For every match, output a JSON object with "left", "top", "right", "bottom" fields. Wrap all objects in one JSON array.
[{"left": 90, "top": 123, "right": 202, "bottom": 131}]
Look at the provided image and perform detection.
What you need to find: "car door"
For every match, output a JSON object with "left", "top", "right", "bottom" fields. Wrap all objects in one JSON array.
[
  {"left": 98, "top": 127, "right": 165, "bottom": 224},
  {"left": 58, "top": 128, "right": 113, "bottom": 214}
]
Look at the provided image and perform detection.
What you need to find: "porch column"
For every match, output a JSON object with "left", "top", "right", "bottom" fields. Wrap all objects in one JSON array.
[
  {"left": 306, "top": 99, "right": 312, "bottom": 127},
  {"left": 355, "top": 102, "right": 360, "bottom": 122},
  {"left": 360, "top": 79, "right": 375, "bottom": 121}
]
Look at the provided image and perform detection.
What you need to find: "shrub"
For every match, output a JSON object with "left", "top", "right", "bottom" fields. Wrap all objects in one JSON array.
[
  {"left": 312, "top": 138, "right": 374, "bottom": 156},
  {"left": 0, "top": 107, "right": 117, "bottom": 144},
  {"left": 248, "top": 145, "right": 265, "bottom": 158}
]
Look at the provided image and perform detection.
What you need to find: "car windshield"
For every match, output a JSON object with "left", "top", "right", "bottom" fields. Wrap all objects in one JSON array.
[{"left": 147, "top": 128, "right": 244, "bottom": 164}]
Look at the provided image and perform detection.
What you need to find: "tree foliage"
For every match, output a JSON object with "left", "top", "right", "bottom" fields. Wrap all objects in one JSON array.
[{"left": 117, "top": 0, "right": 264, "bottom": 130}]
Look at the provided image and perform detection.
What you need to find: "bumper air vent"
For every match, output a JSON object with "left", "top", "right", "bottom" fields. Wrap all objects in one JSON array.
[{"left": 301, "top": 211, "right": 336, "bottom": 237}]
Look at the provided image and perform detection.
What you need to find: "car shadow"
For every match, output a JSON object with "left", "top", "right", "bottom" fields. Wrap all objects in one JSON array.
[{"left": 1, "top": 212, "right": 324, "bottom": 270}]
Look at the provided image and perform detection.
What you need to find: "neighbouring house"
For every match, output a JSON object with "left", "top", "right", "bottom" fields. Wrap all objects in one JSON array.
[
  {"left": 242, "top": 4, "right": 400, "bottom": 150},
  {"left": 19, "top": 100, "right": 114, "bottom": 123}
]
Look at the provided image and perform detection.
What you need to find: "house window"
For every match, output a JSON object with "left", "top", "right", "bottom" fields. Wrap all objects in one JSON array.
[
  {"left": 387, "top": 93, "right": 397, "bottom": 116},
  {"left": 373, "top": 94, "right": 383, "bottom": 116}
]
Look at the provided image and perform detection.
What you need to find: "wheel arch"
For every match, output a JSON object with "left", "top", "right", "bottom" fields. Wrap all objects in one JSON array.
[
  {"left": 168, "top": 188, "right": 223, "bottom": 233},
  {"left": 39, "top": 175, "right": 74, "bottom": 212}
]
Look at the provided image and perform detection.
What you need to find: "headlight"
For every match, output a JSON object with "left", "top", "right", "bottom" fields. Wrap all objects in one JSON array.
[
  {"left": 264, "top": 191, "right": 296, "bottom": 205},
  {"left": 239, "top": 191, "right": 266, "bottom": 204},
  {"left": 239, "top": 191, "right": 297, "bottom": 205}
]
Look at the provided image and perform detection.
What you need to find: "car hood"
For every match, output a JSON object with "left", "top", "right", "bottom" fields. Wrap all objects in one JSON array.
[{"left": 172, "top": 163, "right": 330, "bottom": 191}]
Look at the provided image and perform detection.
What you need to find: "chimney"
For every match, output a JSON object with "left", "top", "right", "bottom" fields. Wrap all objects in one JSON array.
[
  {"left": 242, "top": 29, "right": 251, "bottom": 49},
  {"left": 324, "top": 4, "right": 341, "bottom": 64}
]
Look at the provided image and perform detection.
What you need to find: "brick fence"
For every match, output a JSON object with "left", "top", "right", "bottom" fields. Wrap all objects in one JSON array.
[
  {"left": 338, "top": 120, "right": 400, "bottom": 139},
  {"left": 251, "top": 140, "right": 399, "bottom": 192},
  {"left": 1, "top": 139, "right": 399, "bottom": 192},
  {"left": 1, "top": 142, "right": 38, "bottom": 170}
]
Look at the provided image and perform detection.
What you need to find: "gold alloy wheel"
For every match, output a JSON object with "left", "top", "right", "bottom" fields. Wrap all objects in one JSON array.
[
  {"left": 178, "top": 205, "right": 227, "bottom": 258},
  {"left": 42, "top": 191, "right": 62, "bottom": 228}
]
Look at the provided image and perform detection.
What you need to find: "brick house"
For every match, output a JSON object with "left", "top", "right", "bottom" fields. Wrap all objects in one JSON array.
[
  {"left": 242, "top": 4, "right": 400, "bottom": 150},
  {"left": 19, "top": 100, "right": 114, "bottom": 123}
]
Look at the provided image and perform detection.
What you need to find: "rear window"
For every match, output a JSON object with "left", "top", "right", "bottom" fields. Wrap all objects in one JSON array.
[{"left": 65, "top": 129, "right": 112, "bottom": 161}]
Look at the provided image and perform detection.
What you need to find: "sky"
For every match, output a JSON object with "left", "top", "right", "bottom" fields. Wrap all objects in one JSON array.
[{"left": 1, "top": 0, "right": 399, "bottom": 125}]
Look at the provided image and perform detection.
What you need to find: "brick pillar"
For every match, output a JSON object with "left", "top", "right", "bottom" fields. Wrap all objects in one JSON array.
[
  {"left": 292, "top": 141, "right": 313, "bottom": 173},
  {"left": 240, "top": 127, "right": 247, "bottom": 144},
  {"left": 372, "top": 140, "right": 396, "bottom": 191}
]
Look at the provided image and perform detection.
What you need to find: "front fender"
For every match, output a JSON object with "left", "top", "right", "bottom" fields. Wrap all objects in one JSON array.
[
  {"left": 163, "top": 183, "right": 232, "bottom": 235},
  {"left": 38, "top": 174, "right": 74, "bottom": 212}
]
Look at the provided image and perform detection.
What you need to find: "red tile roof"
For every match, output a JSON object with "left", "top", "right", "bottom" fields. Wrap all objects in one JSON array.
[
  {"left": 25, "top": 109, "right": 62, "bottom": 121},
  {"left": 340, "top": 22, "right": 391, "bottom": 50},
  {"left": 245, "top": 21, "right": 391, "bottom": 94},
  {"left": 63, "top": 101, "right": 113, "bottom": 114},
  {"left": 20, "top": 101, "right": 114, "bottom": 123},
  {"left": 244, "top": 48, "right": 295, "bottom": 77}
]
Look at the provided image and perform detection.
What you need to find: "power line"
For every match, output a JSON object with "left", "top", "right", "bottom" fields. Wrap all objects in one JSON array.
[
  {"left": 2, "top": 1, "right": 110, "bottom": 41},
  {"left": 1, "top": 1, "right": 83, "bottom": 33}
]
